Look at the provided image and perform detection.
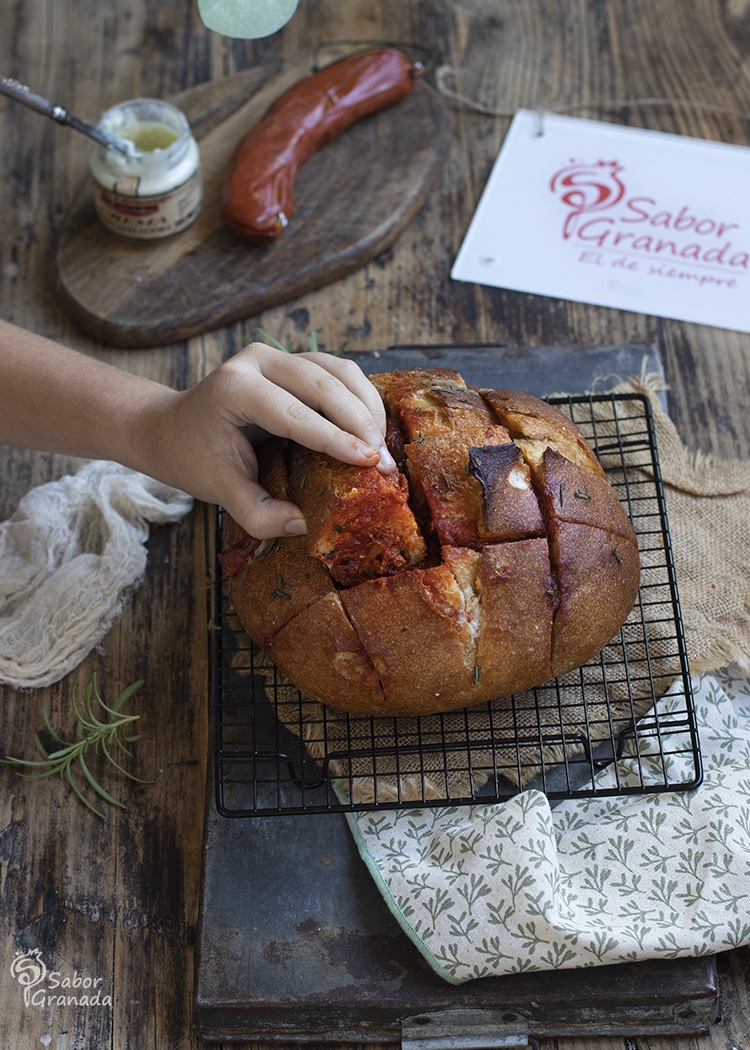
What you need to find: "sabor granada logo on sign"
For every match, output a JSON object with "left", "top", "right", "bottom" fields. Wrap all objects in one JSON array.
[{"left": 550, "top": 158, "right": 749, "bottom": 288}]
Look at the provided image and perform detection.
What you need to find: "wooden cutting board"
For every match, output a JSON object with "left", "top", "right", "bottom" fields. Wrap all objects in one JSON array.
[{"left": 56, "top": 60, "right": 451, "bottom": 348}]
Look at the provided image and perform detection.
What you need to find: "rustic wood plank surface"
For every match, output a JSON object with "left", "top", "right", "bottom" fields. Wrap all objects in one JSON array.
[{"left": 2, "top": 1, "right": 750, "bottom": 1048}]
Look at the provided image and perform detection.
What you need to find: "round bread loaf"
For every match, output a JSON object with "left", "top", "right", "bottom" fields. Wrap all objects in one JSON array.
[{"left": 219, "top": 368, "right": 641, "bottom": 717}]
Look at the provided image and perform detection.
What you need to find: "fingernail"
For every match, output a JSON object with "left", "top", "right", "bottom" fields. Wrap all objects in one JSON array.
[
  {"left": 285, "top": 517, "right": 307, "bottom": 536},
  {"left": 378, "top": 444, "right": 397, "bottom": 471}
]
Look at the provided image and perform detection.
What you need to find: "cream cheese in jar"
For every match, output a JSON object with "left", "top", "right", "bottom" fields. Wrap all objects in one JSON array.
[{"left": 89, "top": 98, "right": 202, "bottom": 240}]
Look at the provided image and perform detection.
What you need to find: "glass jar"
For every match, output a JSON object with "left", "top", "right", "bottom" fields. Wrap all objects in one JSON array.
[{"left": 89, "top": 98, "right": 203, "bottom": 241}]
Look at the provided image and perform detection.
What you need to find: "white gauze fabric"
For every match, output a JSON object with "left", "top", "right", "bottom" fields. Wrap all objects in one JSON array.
[{"left": 0, "top": 461, "right": 193, "bottom": 688}]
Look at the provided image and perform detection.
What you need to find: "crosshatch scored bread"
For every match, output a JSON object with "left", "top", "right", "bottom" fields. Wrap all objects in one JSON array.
[{"left": 219, "top": 368, "right": 641, "bottom": 717}]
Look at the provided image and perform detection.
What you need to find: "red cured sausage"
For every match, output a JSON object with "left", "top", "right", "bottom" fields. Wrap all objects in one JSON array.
[{"left": 221, "top": 48, "right": 423, "bottom": 243}]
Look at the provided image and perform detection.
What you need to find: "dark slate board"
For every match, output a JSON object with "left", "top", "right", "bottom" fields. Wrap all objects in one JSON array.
[{"left": 194, "top": 342, "right": 717, "bottom": 1043}]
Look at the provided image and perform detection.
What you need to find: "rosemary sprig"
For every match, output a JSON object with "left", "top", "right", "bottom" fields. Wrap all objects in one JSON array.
[
  {"left": 256, "top": 326, "right": 348, "bottom": 356},
  {"left": 256, "top": 327, "right": 293, "bottom": 352},
  {"left": 2, "top": 675, "right": 151, "bottom": 819}
]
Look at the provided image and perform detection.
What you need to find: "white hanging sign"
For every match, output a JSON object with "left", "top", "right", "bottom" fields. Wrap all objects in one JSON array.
[{"left": 451, "top": 109, "right": 750, "bottom": 333}]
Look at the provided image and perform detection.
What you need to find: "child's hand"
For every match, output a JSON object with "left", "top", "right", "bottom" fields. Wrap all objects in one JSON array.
[
  {"left": 0, "top": 321, "right": 395, "bottom": 541},
  {"left": 137, "top": 342, "right": 397, "bottom": 539}
]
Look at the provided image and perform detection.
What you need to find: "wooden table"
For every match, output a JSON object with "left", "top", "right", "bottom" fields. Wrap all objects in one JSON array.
[{"left": 2, "top": 1, "right": 750, "bottom": 1047}]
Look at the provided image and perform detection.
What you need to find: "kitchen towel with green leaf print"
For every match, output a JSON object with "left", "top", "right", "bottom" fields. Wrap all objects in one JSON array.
[{"left": 347, "top": 666, "right": 750, "bottom": 983}]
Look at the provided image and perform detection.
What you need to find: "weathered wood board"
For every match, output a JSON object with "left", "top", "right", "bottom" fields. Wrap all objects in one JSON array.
[{"left": 55, "top": 62, "right": 450, "bottom": 348}]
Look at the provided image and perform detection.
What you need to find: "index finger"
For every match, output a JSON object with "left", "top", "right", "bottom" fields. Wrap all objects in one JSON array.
[
  {"left": 294, "top": 352, "right": 387, "bottom": 435},
  {"left": 249, "top": 347, "right": 396, "bottom": 471}
]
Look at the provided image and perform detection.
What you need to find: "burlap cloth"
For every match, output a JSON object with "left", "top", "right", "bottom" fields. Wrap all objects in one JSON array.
[
  {"left": 244, "top": 373, "right": 750, "bottom": 802},
  {"left": 628, "top": 379, "right": 750, "bottom": 674}
]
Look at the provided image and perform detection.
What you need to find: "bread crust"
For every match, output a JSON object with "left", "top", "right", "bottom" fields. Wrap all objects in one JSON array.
[
  {"left": 287, "top": 445, "right": 426, "bottom": 585},
  {"left": 221, "top": 369, "right": 641, "bottom": 716}
]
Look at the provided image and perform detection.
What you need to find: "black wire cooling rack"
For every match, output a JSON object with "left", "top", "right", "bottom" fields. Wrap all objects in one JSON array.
[{"left": 209, "top": 391, "right": 701, "bottom": 817}]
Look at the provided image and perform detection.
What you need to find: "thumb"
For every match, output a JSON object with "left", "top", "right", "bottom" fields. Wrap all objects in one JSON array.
[
  {"left": 209, "top": 431, "right": 307, "bottom": 540},
  {"left": 221, "top": 477, "right": 307, "bottom": 540}
]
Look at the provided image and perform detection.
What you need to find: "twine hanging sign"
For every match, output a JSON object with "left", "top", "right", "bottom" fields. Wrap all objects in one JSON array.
[{"left": 451, "top": 108, "right": 750, "bottom": 333}]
